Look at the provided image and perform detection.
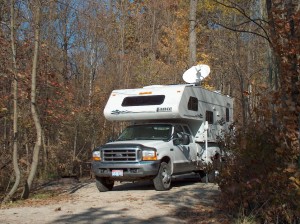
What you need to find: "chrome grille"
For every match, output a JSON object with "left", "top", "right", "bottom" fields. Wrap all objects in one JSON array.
[{"left": 103, "top": 148, "right": 140, "bottom": 162}]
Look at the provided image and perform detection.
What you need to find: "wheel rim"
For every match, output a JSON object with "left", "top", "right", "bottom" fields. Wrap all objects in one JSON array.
[{"left": 162, "top": 166, "right": 171, "bottom": 187}]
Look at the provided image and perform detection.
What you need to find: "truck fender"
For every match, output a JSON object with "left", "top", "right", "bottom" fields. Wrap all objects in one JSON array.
[{"left": 159, "top": 156, "right": 173, "bottom": 174}]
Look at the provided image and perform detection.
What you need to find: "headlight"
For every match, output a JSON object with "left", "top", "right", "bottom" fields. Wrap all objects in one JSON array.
[
  {"left": 142, "top": 149, "right": 157, "bottom": 161},
  {"left": 92, "top": 151, "right": 101, "bottom": 161}
]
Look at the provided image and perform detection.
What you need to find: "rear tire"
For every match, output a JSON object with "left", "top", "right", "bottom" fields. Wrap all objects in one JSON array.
[
  {"left": 95, "top": 177, "right": 114, "bottom": 192},
  {"left": 153, "top": 162, "right": 171, "bottom": 191},
  {"left": 199, "top": 170, "right": 217, "bottom": 183}
]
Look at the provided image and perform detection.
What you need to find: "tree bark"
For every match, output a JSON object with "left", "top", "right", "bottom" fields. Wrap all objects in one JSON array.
[
  {"left": 119, "top": 0, "right": 126, "bottom": 88},
  {"left": 22, "top": 0, "right": 42, "bottom": 199},
  {"left": 2, "top": 0, "right": 21, "bottom": 204},
  {"left": 42, "top": 130, "right": 48, "bottom": 175},
  {"left": 189, "top": 0, "right": 198, "bottom": 67}
]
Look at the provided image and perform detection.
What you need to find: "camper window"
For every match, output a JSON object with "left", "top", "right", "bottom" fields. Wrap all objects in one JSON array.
[
  {"left": 187, "top": 97, "right": 198, "bottom": 111},
  {"left": 206, "top": 111, "right": 214, "bottom": 124},
  {"left": 121, "top": 95, "right": 165, "bottom": 106},
  {"left": 226, "top": 108, "right": 230, "bottom": 122}
]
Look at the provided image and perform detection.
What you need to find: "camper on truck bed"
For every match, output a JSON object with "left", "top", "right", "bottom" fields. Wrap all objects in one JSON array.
[{"left": 92, "top": 65, "right": 233, "bottom": 191}]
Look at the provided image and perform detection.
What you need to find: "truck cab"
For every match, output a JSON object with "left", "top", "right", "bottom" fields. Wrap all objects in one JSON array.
[{"left": 92, "top": 122, "right": 202, "bottom": 191}]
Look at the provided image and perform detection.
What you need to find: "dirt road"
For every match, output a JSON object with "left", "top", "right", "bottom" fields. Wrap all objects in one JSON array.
[{"left": 0, "top": 174, "right": 226, "bottom": 224}]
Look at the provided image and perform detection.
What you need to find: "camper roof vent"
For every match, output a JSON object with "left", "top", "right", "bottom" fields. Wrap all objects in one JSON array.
[{"left": 182, "top": 64, "right": 210, "bottom": 84}]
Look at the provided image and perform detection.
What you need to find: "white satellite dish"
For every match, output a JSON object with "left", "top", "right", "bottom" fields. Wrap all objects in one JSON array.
[{"left": 182, "top": 64, "right": 210, "bottom": 84}]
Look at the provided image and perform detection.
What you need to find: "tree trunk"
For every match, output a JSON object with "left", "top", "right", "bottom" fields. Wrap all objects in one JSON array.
[
  {"left": 73, "top": 123, "right": 78, "bottom": 161},
  {"left": 2, "top": 0, "right": 21, "bottom": 204},
  {"left": 42, "top": 130, "right": 48, "bottom": 175},
  {"left": 22, "top": 0, "right": 42, "bottom": 199},
  {"left": 62, "top": 3, "right": 69, "bottom": 81},
  {"left": 119, "top": 0, "right": 126, "bottom": 88},
  {"left": 189, "top": 0, "right": 197, "bottom": 67}
]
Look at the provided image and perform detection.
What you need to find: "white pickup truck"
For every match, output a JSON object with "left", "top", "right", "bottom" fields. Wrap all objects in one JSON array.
[{"left": 92, "top": 79, "right": 233, "bottom": 191}]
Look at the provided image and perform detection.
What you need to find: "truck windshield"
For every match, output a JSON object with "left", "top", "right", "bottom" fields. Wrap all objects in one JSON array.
[{"left": 117, "top": 124, "right": 172, "bottom": 141}]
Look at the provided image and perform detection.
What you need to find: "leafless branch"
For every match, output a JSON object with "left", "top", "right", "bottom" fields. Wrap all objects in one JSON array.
[
  {"left": 1, "top": 21, "right": 10, "bottom": 29},
  {"left": 212, "top": 0, "right": 271, "bottom": 43},
  {"left": 214, "top": 22, "right": 271, "bottom": 44}
]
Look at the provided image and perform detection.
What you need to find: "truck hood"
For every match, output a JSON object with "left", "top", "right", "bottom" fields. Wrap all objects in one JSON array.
[{"left": 106, "top": 140, "right": 170, "bottom": 148}]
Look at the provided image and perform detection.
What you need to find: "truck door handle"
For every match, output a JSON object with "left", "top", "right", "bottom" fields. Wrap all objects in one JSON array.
[{"left": 170, "top": 148, "right": 173, "bottom": 151}]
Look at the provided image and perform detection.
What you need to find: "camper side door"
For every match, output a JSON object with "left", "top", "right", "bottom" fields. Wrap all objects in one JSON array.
[{"left": 205, "top": 110, "right": 216, "bottom": 141}]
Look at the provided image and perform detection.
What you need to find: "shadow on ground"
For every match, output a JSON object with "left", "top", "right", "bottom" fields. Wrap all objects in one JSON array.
[
  {"left": 50, "top": 174, "right": 231, "bottom": 224},
  {"left": 51, "top": 206, "right": 183, "bottom": 224}
]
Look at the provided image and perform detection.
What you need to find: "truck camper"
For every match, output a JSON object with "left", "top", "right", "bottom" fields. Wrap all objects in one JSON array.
[{"left": 92, "top": 65, "right": 233, "bottom": 191}]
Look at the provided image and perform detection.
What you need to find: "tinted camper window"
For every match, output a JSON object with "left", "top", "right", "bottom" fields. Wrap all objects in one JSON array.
[
  {"left": 206, "top": 111, "right": 214, "bottom": 124},
  {"left": 226, "top": 108, "right": 230, "bottom": 122},
  {"left": 188, "top": 97, "right": 198, "bottom": 111},
  {"left": 122, "top": 95, "right": 165, "bottom": 106}
]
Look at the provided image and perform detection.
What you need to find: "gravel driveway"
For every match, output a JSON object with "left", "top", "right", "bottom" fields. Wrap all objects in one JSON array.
[{"left": 0, "top": 174, "right": 224, "bottom": 224}]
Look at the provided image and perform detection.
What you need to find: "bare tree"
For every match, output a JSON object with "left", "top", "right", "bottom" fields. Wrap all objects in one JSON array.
[
  {"left": 189, "top": 0, "right": 198, "bottom": 66},
  {"left": 22, "top": 0, "right": 42, "bottom": 199},
  {"left": 2, "top": 0, "right": 21, "bottom": 204}
]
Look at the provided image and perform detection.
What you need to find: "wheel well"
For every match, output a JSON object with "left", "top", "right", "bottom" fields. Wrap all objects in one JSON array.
[
  {"left": 160, "top": 156, "right": 172, "bottom": 173},
  {"left": 160, "top": 156, "right": 170, "bottom": 164}
]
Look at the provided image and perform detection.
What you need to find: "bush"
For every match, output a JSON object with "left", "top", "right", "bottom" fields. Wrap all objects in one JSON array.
[{"left": 218, "top": 122, "right": 300, "bottom": 223}]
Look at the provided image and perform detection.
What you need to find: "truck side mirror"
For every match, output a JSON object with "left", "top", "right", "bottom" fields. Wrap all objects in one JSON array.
[
  {"left": 173, "top": 133, "right": 190, "bottom": 145},
  {"left": 181, "top": 134, "right": 190, "bottom": 145}
]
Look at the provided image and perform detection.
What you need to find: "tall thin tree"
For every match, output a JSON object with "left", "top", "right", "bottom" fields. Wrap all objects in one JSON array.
[
  {"left": 189, "top": 0, "right": 198, "bottom": 67},
  {"left": 2, "top": 0, "right": 21, "bottom": 204},
  {"left": 22, "top": 0, "right": 42, "bottom": 199}
]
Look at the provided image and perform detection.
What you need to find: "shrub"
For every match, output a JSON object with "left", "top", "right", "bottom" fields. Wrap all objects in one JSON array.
[{"left": 218, "top": 122, "right": 300, "bottom": 223}]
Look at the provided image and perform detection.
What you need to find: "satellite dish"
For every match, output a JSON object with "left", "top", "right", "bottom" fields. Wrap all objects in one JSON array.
[{"left": 182, "top": 64, "right": 210, "bottom": 84}]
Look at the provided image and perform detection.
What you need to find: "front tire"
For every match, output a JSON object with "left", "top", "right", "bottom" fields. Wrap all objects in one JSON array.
[
  {"left": 95, "top": 177, "right": 114, "bottom": 192},
  {"left": 153, "top": 162, "right": 171, "bottom": 191}
]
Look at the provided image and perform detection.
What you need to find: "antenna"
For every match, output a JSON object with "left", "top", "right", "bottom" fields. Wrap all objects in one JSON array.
[{"left": 182, "top": 64, "right": 210, "bottom": 84}]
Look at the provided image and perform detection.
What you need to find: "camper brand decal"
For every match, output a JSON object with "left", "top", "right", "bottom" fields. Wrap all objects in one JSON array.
[
  {"left": 157, "top": 107, "right": 172, "bottom": 112},
  {"left": 111, "top": 109, "right": 156, "bottom": 115},
  {"left": 111, "top": 109, "right": 131, "bottom": 115}
]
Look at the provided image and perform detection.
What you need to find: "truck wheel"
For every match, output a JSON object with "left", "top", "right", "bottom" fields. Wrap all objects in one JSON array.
[
  {"left": 196, "top": 170, "right": 206, "bottom": 181},
  {"left": 95, "top": 177, "right": 114, "bottom": 192},
  {"left": 153, "top": 162, "right": 171, "bottom": 191},
  {"left": 199, "top": 170, "right": 217, "bottom": 183}
]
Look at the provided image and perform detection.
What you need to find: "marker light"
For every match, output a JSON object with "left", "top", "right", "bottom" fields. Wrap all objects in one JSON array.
[
  {"left": 92, "top": 151, "right": 101, "bottom": 161},
  {"left": 139, "top": 91, "right": 152, "bottom": 95}
]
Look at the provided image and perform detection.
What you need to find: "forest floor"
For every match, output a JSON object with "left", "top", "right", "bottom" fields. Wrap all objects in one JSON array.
[{"left": 0, "top": 174, "right": 232, "bottom": 224}]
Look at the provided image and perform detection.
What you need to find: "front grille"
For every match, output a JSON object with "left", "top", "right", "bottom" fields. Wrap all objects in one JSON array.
[{"left": 103, "top": 148, "right": 140, "bottom": 162}]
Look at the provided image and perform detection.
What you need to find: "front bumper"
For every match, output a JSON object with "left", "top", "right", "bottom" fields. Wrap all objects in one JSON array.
[{"left": 92, "top": 160, "right": 160, "bottom": 181}]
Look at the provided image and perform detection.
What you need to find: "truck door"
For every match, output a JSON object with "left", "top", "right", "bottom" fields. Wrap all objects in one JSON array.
[
  {"left": 182, "top": 125, "right": 198, "bottom": 162},
  {"left": 172, "top": 125, "right": 194, "bottom": 173}
]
